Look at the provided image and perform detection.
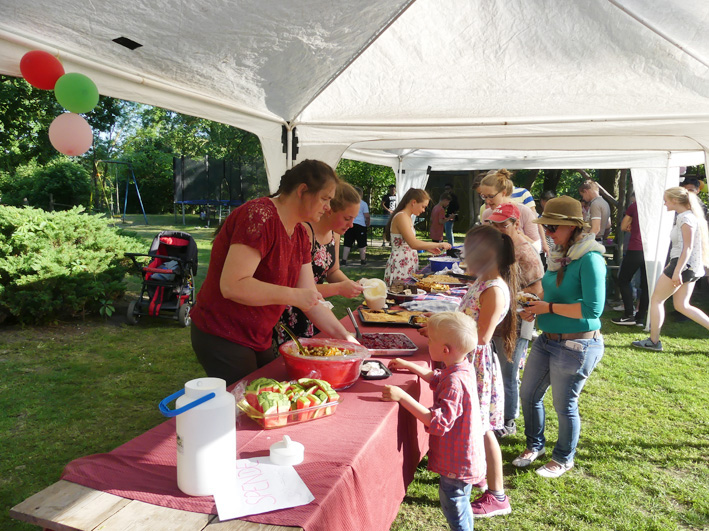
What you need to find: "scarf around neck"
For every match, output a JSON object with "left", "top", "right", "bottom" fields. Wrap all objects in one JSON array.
[{"left": 547, "top": 233, "right": 606, "bottom": 272}]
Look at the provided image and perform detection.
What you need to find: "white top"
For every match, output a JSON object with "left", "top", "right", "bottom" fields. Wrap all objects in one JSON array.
[
  {"left": 670, "top": 210, "right": 705, "bottom": 276},
  {"left": 353, "top": 199, "right": 369, "bottom": 226}
]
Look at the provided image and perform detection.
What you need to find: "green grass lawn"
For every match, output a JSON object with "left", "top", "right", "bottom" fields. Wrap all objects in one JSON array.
[{"left": 1, "top": 215, "right": 707, "bottom": 530}]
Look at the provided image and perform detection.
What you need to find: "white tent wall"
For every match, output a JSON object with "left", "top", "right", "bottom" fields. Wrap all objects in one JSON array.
[
  {"left": 2, "top": 0, "right": 709, "bottom": 196},
  {"left": 631, "top": 166, "right": 681, "bottom": 331},
  {"left": 396, "top": 170, "right": 429, "bottom": 200}
]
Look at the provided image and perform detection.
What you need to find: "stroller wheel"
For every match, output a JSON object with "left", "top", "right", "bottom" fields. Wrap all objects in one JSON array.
[
  {"left": 178, "top": 304, "right": 191, "bottom": 328},
  {"left": 127, "top": 300, "right": 140, "bottom": 325}
]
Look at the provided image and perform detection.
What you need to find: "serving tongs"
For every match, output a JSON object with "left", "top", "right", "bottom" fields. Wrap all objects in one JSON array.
[
  {"left": 278, "top": 322, "right": 307, "bottom": 356},
  {"left": 346, "top": 307, "right": 362, "bottom": 340}
]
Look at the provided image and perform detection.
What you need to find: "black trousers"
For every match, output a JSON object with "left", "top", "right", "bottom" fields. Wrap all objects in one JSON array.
[
  {"left": 618, "top": 250, "right": 649, "bottom": 321},
  {"left": 190, "top": 324, "right": 276, "bottom": 386}
]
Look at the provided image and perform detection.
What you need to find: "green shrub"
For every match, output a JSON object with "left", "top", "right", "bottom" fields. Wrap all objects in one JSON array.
[
  {"left": 0, "top": 206, "right": 144, "bottom": 324},
  {"left": 0, "top": 159, "right": 91, "bottom": 210}
]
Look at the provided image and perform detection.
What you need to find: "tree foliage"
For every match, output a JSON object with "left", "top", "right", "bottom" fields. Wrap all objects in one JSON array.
[
  {"left": 0, "top": 159, "right": 91, "bottom": 209},
  {"left": 105, "top": 106, "right": 269, "bottom": 213},
  {"left": 0, "top": 74, "right": 121, "bottom": 173},
  {"left": 336, "top": 159, "right": 396, "bottom": 213}
]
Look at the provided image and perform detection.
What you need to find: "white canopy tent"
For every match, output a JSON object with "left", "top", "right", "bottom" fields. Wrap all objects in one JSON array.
[{"left": 1, "top": 0, "right": 708, "bottom": 305}]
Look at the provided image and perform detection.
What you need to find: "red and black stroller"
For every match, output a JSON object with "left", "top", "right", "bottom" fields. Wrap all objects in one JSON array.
[{"left": 125, "top": 230, "right": 198, "bottom": 327}]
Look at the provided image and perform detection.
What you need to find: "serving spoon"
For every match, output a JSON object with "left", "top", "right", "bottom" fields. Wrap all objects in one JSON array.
[
  {"left": 278, "top": 322, "right": 307, "bottom": 356},
  {"left": 346, "top": 307, "right": 362, "bottom": 340}
]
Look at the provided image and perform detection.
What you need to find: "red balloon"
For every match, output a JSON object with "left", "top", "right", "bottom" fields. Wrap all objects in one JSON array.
[
  {"left": 20, "top": 51, "right": 65, "bottom": 90},
  {"left": 48, "top": 113, "right": 93, "bottom": 156}
]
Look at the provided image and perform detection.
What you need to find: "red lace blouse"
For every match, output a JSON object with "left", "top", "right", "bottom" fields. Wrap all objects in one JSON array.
[{"left": 191, "top": 197, "right": 311, "bottom": 351}]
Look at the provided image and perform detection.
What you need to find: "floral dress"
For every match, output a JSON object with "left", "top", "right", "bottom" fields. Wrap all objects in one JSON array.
[
  {"left": 458, "top": 278, "right": 509, "bottom": 431},
  {"left": 276, "top": 225, "right": 335, "bottom": 345},
  {"left": 384, "top": 233, "right": 419, "bottom": 285}
]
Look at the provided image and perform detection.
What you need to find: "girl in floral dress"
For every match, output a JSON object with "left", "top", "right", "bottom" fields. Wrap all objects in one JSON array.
[
  {"left": 277, "top": 182, "right": 365, "bottom": 344},
  {"left": 459, "top": 225, "right": 519, "bottom": 518},
  {"left": 384, "top": 188, "right": 450, "bottom": 285}
]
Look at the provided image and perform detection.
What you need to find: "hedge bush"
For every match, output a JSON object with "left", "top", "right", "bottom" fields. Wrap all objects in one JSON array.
[
  {"left": 0, "top": 206, "right": 144, "bottom": 324},
  {"left": 0, "top": 159, "right": 91, "bottom": 210}
]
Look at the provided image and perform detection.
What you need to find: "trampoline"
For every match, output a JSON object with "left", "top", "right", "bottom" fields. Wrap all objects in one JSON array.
[{"left": 173, "top": 156, "right": 243, "bottom": 226}]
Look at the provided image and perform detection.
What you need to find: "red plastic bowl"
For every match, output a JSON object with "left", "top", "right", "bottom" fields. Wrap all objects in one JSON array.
[{"left": 279, "top": 338, "right": 370, "bottom": 390}]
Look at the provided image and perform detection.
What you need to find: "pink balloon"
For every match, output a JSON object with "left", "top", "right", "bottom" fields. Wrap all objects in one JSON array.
[{"left": 48, "top": 113, "right": 93, "bottom": 156}]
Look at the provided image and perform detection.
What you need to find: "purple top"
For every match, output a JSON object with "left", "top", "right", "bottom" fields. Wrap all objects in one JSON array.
[{"left": 626, "top": 202, "right": 643, "bottom": 251}]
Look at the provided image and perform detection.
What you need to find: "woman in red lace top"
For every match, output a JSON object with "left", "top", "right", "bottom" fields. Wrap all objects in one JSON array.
[{"left": 190, "top": 160, "right": 357, "bottom": 384}]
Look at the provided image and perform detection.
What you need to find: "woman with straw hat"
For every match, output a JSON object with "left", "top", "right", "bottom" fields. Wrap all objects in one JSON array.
[{"left": 513, "top": 196, "right": 606, "bottom": 478}]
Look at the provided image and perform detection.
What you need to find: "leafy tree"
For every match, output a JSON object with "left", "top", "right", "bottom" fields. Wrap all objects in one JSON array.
[
  {"left": 0, "top": 159, "right": 91, "bottom": 210},
  {"left": 336, "top": 159, "right": 395, "bottom": 213},
  {"left": 0, "top": 74, "right": 122, "bottom": 173},
  {"left": 108, "top": 106, "right": 269, "bottom": 213}
]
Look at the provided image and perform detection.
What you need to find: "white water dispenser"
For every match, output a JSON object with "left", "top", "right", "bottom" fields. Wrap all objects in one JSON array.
[{"left": 159, "top": 377, "right": 236, "bottom": 496}]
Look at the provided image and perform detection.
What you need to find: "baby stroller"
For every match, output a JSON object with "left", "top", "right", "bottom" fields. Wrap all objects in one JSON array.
[{"left": 125, "top": 230, "right": 198, "bottom": 327}]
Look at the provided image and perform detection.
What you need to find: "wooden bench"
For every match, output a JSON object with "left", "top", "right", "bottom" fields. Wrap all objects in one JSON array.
[{"left": 10, "top": 480, "right": 300, "bottom": 531}]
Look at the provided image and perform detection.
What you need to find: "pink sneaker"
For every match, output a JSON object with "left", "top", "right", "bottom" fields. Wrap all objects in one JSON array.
[{"left": 470, "top": 490, "right": 511, "bottom": 518}]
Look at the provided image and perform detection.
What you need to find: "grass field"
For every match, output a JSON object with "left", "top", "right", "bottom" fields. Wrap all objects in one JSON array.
[{"left": 1, "top": 214, "right": 708, "bottom": 530}]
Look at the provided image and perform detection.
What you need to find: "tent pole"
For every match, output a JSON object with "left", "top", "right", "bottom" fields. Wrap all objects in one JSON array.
[
  {"left": 396, "top": 156, "right": 403, "bottom": 198},
  {"left": 286, "top": 124, "right": 293, "bottom": 171},
  {"left": 645, "top": 157, "right": 673, "bottom": 332}
]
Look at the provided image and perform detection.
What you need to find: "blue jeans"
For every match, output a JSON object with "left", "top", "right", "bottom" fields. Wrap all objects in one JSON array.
[
  {"left": 493, "top": 336, "right": 529, "bottom": 421},
  {"left": 444, "top": 220, "right": 455, "bottom": 246},
  {"left": 520, "top": 334, "right": 604, "bottom": 465},
  {"left": 439, "top": 476, "right": 474, "bottom": 531}
]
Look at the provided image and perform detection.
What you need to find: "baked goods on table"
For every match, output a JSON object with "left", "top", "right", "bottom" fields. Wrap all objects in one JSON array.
[
  {"left": 411, "top": 315, "right": 428, "bottom": 326},
  {"left": 412, "top": 273, "right": 460, "bottom": 285},
  {"left": 359, "top": 307, "right": 424, "bottom": 324},
  {"left": 415, "top": 281, "right": 449, "bottom": 293}
]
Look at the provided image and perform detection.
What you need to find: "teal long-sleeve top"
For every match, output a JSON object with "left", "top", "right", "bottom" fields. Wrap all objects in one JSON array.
[{"left": 537, "top": 251, "right": 606, "bottom": 334}]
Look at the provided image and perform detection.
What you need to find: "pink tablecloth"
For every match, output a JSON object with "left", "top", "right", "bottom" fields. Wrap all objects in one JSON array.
[{"left": 61, "top": 318, "right": 433, "bottom": 531}]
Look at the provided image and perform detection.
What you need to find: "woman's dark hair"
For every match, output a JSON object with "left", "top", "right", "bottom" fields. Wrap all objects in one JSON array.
[
  {"left": 269, "top": 159, "right": 338, "bottom": 197},
  {"left": 440, "top": 192, "right": 452, "bottom": 202},
  {"left": 214, "top": 159, "right": 338, "bottom": 237},
  {"left": 463, "top": 225, "right": 519, "bottom": 359},
  {"left": 384, "top": 188, "right": 430, "bottom": 240},
  {"left": 556, "top": 226, "right": 584, "bottom": 286}
]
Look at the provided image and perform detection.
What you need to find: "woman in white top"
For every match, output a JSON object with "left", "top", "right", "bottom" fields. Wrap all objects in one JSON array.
[
  {"left": 478, "top": 169, "right": 544, "bottom": 253},
  {"left": 383, "top": 188, "right": 450, "bottom": 285},
  {"left": 633, "top": 187, "right": 709, "bottom": 351}
]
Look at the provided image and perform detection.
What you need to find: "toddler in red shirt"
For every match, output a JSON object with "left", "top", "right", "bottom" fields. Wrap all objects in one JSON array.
[{"left": 382, "top": 312, "right": 485, "bottom": 531}]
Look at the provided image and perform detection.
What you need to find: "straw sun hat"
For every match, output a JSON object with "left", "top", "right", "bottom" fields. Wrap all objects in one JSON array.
[{"left": 533, "top": 195, "right": 586, "bottom": 228}]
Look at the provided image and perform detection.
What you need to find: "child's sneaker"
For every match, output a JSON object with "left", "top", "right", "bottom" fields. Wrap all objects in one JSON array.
[
  {"left": 632, "top": 337, "right": 663, "bottom": 351},
  {"left": 470, "top": 491, "right": 511, "bottom": 518}
]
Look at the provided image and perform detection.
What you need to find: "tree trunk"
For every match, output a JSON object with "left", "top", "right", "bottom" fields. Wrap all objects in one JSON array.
[
  {"left": 542, "top": 169, "right": 563, "bottom": 194},
  {"left": 518, "top": 169, "right": 539, "bottom": 191}
]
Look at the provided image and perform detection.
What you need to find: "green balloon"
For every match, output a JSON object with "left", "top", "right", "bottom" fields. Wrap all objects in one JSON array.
[{"left": 54, "top": 73, "right": 99, "bottom": 113}]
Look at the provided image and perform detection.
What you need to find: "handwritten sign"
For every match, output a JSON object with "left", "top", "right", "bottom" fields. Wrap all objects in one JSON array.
[{"left": 214, "top": 457, "right": 315, "bottom": 521}]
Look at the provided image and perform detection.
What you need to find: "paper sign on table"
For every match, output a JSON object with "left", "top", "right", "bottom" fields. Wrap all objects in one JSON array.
[{"left": 214, "top": 457, "right": 314, "bottom": 521}]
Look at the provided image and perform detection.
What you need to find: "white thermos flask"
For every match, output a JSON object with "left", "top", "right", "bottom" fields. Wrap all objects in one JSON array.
[{"left": 159, "top": 377, "right": 236, "bottom": 496}]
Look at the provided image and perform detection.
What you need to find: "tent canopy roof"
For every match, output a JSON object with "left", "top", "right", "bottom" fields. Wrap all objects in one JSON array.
[{"left": 2, "top": 0, "right": 709, "bottom": 180}]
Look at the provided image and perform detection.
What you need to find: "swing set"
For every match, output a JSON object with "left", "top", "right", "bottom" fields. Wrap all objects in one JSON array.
[{"left": 93, "top": 160, "right": 148, "bottom": 224}]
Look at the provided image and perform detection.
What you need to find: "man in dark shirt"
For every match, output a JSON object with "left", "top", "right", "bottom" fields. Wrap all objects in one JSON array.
[
  {"left": 681, "top": 177, "right": 709, "bottom": 218},
  {"left": 381, "top": 184, "right": 397, "bottom": 214},
  {"left": 443, "top": 183, "right": 459, "bottom": 245}
]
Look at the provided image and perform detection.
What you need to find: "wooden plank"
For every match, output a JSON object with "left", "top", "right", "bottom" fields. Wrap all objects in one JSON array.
[
  {"left": 95, "top": 498, "right": 214, "bottom": 531},
  {"left": 9, "top": 480, "right": 131, "bottom": 531},
  {"left": 205, "top": 519, "right": 302, "bottom": 531}
]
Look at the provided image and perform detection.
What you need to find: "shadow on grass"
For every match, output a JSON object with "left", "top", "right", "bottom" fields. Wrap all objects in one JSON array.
[{"left": 399, "top": 494, "right": 442, "bottom": 510}]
